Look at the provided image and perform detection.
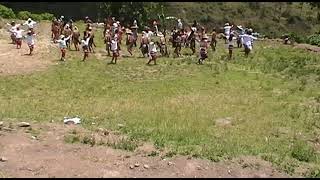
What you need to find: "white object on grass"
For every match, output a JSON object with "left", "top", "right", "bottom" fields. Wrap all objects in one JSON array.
[{"left": 64, "top": 117, "right": 81, "bottom": 124}]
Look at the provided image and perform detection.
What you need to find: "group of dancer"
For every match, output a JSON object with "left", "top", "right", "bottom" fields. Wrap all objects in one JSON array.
[
  {"left": 6, "top": 16, "right": 259, "bottom": 65},
  {"left": 6, "top": 18, "right": 37, "bottom": 55}
]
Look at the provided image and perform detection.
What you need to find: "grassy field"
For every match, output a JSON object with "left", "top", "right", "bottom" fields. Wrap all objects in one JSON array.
[{"left": 1, "top": 22, "right": 320, "bottom": 177}]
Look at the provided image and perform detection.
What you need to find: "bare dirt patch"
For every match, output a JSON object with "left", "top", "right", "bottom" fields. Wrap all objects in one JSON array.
[
  {"left": 0, "top": 121, "right": 289, "bottom": 178},
  {"left": 0, "top": 21, "right": 58, "bottom": 76}
]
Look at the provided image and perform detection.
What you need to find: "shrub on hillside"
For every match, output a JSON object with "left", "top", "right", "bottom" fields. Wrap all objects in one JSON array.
[
  {"left": 307, "top": 34, "right": 320, "bottom": 46},
  {"left": 287, "top": 16, "right": 302, "bottom": 24},
  {"left": 17, "top": 11, "right": 32, "bottom": 20},
  {"left": 288, "top": 32, "right": 306, "bottom": 43},
  {"left": 0, "top": 4, "right": 15, "bottom": 18},
  {"left": 40, "top": 13, "right": 54, "bottom": 20},
  {"left": 29, "top": 13, "right": 42, "bottom": 21}
]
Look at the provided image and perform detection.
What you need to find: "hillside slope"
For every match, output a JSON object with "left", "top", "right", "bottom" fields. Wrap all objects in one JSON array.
[{"left": 165, "top": 2, "right": 320, "bottom": 38}]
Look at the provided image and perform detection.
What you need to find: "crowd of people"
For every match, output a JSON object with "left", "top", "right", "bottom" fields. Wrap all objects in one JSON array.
[{"left": 5, "top": 16, "right": 259, "bottom": 65}]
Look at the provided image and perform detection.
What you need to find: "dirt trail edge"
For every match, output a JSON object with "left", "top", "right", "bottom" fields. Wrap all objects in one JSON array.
[{"left": 0, "top": 122, "right": 289, "bottom": 178}]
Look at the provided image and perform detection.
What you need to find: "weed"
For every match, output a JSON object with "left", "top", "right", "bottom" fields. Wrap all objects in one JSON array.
[{"left": 291, "top": 140, "right": 316, "bottom": 162}]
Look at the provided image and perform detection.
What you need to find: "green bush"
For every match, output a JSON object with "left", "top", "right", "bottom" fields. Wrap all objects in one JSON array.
[
  {"left": 29, "top": 13, "right": 42, "bottom": 21},
  {"left": 40, "top": 12, "right": 54, "bottom": 20},
  {"left": 0, "top": 4, "right": 15, "bottom": 18},
  {"left": 307, "top": 34, "right": 320, "bottom": 46},
  {"left": 288, "top": 32, "right": 306, "bottom": 43},
  {"left": 17, "top": 11, "right": 32, "bottom": 20},
  {"left": 291, "top": 140, "right": 316, "bottom": 162}
]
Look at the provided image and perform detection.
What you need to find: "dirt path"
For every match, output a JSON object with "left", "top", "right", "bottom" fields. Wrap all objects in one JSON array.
[
  {"left": 0, "top": 22, "right": 57, "bottom": 76},
  {"left": 0, "top": 122, "right": 289, "bottom": 178},
  {"left": 294, "top": 43, "right": 320, "bottom": 53}
]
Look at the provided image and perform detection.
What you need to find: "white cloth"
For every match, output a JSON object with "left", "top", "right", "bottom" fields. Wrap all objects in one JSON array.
[
  {"left": 177, "top": 22, "right": 183, "bottom": 30},
  {"left": 14, "top": 29, "right": 24, "bottom": 38},
  {"left": 224, "top": 25, "right": 232, "bottom": 36},
  {"left": 146, "top": 31, "right": 153, "bottom": 38},
  {"left": 56, "top": 36, "right": 71, "bottom": 49},
  {"left": 8, "top": 24, "right": 20, "bottom": 34},
  {"left": 23, "top": 20, "right": 37, "bottom": 29},
  {"left": 25, "top": 34, "right": 35, "bottom": 45},
  {"left": 149, "top": 43, "right": 157, "bottom": 53},
  {"left": 81, "top": 37, "right": 91, "bottom": 47},
  {"left": 111, "top": 41, "right": 117, "bottom": 51},
  {"left": 239, "top": 34, "right": 257, "bottom": 50}
]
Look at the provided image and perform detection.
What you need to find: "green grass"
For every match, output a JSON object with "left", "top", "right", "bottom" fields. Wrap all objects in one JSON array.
[{"left": 1, "top": 23, "right": 320, "bottom": 176}]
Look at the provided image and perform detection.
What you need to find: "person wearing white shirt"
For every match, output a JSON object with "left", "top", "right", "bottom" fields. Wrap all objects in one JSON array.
[
  {"left": 239, "top": 30, "right": 258, "bottom": 57},
  {"left": 147, "top": 41, "right": 158, "bottom": 65},
  {"left": 81, "top": 35, "right": 91, "bottom": 61},
  {"left": 23, "top": 18, "right": 37, "bottom": 33},
  {"left": 110, "top": 39, "right": 119, "bottom": 64},
  {"left": 55, "top": 35, "right": 71, "bottom": 61},
  {"left": 177, "top": 19, "right": 183, "bottom": 31},
  {"left": 224, "top": 23, "right": 233, "bottom": 44},
  {"left": 14, "top": 27, "right": 24, "bottom": 49},
  {"left": 23, "top": 30, "right": 36, "bottom": 55},
  {"left": 7, "top": 21, "right": 20, "bottom": 44},
  {"left": 227, "top": 33, "right": 236, "bottom": 60}
]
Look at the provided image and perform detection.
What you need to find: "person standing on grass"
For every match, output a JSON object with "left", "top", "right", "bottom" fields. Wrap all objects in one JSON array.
[
  {"left": 236, "top": 25, "right": 245, "bottom": 48},
  {"left": 174, "top": 31, "right": 182, "bottom": 57},
  {"left": 52, "top": 18, "right": 61, "bottom": 41},
  {"left": 63, "top": 24, "right": 72, "bottom": 50},
  {"left": 81, "top": 34, "right": 91, "bottom": 61},
  {"left": 55, "top": 35, "right": 71, "bottom": 61},
  {"left": 188, "top": 26, "right": 197, "bottom": 55},
  {"left": 72, "top": 26, "right": 81, "bottom": 51},
  {"left": 210, "top": 28, "right": 217, "bottom": 52},
  {"left": 158, "top": 33, "right": 168, "bottom": 57},
  {"left": 198, "top": 34, "right": 209, "bottom": 64},
  {"left": 110, "top": 39, "right": 119, "bottom": 64},
  {"left": 239, "top": 29, "right": 257, "bottom": 57},
  {"left": 223, "top": 23, "right": 233, "bottom": 44},
  {"left": 147, "top": 41, "right": 158, "bottom": 65},
  {"left": 24, "top": 30, "right": 36, "bottom": 55},
  {"left": 14, "top": 27, "right": 24, "bottom": 49},
  {"left": 87, "top": 27, "right": 96, "bottom": 53},
  {"left": 104, "top": 29, "right": 112, "bottom": 56},
  {"left": 131, "top": 24, "right": 138, "bottom": 47},
  {"left": 126, "top": 29, "right": 134, "bottom": 56},
  {"left": 227, "top": 33, "right": 236, "bottom": 60},
  {"left": 140, "top": 31, "right": 149, "bottom": 57}
]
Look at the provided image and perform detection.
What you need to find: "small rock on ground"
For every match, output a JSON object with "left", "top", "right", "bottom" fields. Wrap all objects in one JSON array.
[
  {"left": 134, "top": 163, "right": 140, "bottom": 167},
  {"left": 129, "top": 165, "right": 134, "bottom": 169},
  {"left": 0, "top": 157, "right": 8, "bottom": 162},
  {"left": 117, "top": 124, "right": 125, "bottom": 128},
  {"left": 0, "top": 121, "right": 3, "bottom": 126},
  {"left": 215, "top": 117, "right": 232, "bottom": 126},
  {"left": 18, "top": 122, "right": 31, "bottom": 127},
  {"left": 143, "top": 164, "right": 150, "bottom": 169}
]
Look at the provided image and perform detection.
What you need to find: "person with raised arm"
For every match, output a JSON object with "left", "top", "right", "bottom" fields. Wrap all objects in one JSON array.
[{"left": 54, "top": 34, "right": 71, "bottom": 61}]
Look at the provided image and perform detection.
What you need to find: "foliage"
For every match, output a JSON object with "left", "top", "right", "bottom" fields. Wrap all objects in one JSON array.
[
  {"left": 17, "top": 11, "right": 32, "bottom": 20},
  {"left": 291, "top": 140, "right": 316, "bottom": 162},
  {"left": 40, "top": 12, "right": 54, "bottom": 21},
  {"left": 307, "top": 34, "right": 320, "bottom": 46},
  {"left": 13, "top": 10, "right": 54, "bottom": 21},
  {"left": 288, "top": 32, "right": 306, "bottom": 44},
  {"left": 0, "top": 4, "right": 15, "bottom": 18}
]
